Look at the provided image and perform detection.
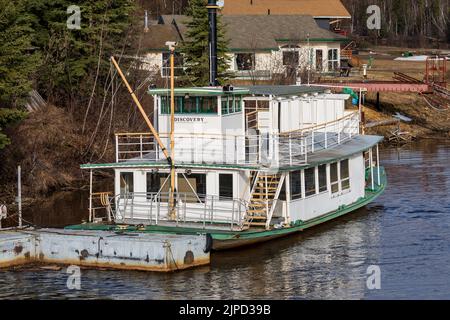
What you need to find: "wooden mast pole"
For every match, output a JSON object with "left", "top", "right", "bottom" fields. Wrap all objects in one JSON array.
[
  {"left": 110, "top": 56, "right": 172, "bottom": 164},
  {"left": 169, "top": 46, "right": 176, "bottom": 219}
]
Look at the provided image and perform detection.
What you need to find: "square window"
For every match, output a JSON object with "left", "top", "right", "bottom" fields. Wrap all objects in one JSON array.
[{"left": 304, "top": 168, "right": 316, "bottom": 197}]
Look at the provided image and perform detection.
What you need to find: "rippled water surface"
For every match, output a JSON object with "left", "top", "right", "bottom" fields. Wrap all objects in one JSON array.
[{"left": 1, "top": 140, "right": 449, "bottom": 300}]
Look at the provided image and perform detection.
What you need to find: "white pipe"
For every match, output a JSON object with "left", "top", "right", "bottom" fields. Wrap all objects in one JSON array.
[
  {"left": 18, "top": 165, "right": 22, "bottom": 228},
  {"left": 377, "top": 144, "right": 381, "bottom": 186}
]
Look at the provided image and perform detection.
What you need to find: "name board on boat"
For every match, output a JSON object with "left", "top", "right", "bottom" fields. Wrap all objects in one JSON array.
[{"left": 174, "top": 117, "right": 205, "bottom": 123}]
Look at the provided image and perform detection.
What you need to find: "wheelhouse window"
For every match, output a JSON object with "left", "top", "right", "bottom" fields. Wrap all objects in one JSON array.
[
  {"left": 290, "top": 171, "right": 302, "bottom": 200},
  {"left": 219, "top": 174, "right": 234, "bottom": 200},
  {"left": 120, "top": 172, "right": 134, "bottom": 198},
  {"left": 318, "top": 164, "right": 327, "bottom": 192},
  {"left": 340, "top": 159, "right": 350, "bottom": 190},
  {"left": 161, "top": 96, "right": 218, "bottom": 114},
  {"left": 236, "top": 53, "right": 255, "bottom": 71},
  {"left": 221, "top": 95, "right": 243, "bottom": 115},
  {"left": 146, "top": 172, "right": 169, "bottom": 195},
  {"left": 162, "top": 52, "right": 184, "bottom": 77},
  {"left": 330, "top": 162, "right": 339, "bottom": 194},
  {"left": 304, "top": 168, "right": 316, "bottom": 197},
  {"left": 328, "top": 49, "right": 339, "bottom": 71}
]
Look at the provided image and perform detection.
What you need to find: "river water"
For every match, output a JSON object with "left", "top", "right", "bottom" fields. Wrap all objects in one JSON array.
[{"left": 1, "top": 139, "right": 449, "bottom": 300}]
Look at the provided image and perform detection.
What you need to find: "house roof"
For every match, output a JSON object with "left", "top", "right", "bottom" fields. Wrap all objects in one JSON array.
[
  {"left": 222, "top": 15, "right": 346, "bottom": 50},
  {"left": 220, "top": 0, "right": 351, "bottom": 18},
  {"left": 146, "top": 14, "right": 346, "bottom": 52},
  {"left": 141, "top": 24, "right": 181, "bottom": 51}
]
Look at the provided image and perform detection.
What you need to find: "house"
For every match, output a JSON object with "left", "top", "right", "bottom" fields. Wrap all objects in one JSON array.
[
  {"left": 141, "top": 13, "right": 348, "bottom": 81},
  {"left": 220, "top": 0, "right": 352, "bottom": 36}
]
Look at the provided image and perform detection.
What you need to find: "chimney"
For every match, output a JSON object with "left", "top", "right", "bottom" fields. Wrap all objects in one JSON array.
[
  {"left": 144, "top": 10, "right": 149, "bottom": 33},
  {"left": 207, "top": 0, "right": 218, "bottom": 86}
]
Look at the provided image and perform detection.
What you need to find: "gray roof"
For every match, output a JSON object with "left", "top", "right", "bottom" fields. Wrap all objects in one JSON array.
[
  {"left": 146, "top": 14, "right": 346, "bottom": 51},
  {"left": 222, "top": 15, "right": 346, "bottom": 50}
]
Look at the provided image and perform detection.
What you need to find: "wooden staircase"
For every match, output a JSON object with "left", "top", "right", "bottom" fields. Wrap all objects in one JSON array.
[{"left": 243, "top": 172, "right": 285, "bottom": 230}]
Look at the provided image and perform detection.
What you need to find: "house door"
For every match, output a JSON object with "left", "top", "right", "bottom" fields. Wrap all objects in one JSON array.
[{"left": 316, "top": 50, "right": 323, "bottom": 72}]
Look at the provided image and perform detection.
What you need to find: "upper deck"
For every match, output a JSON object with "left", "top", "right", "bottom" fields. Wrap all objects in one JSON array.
[{"left": 112, "top": 85, "right": 359, "bottom": 170}]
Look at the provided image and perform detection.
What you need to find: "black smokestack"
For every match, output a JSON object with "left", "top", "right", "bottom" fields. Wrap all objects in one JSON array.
[{"left": 207, "top": 0, "right": 218, "bottom": 86}]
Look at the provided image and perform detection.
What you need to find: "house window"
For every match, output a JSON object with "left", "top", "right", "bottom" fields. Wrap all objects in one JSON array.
[
  {"left": 219, "top": 174, "right": 233, "bottom": 200},
  {"left": 340, "top": 159, "right": 350, "bottom": 190},
  {"left": 161, "top": 96, "right": 218, "bottom": 114},
  {"left": 178, "top": 173, "right": 207, "bottom": 202},
  {"left": 328, "top": 49, "right": 339, "bottom": 71},
  {"left": 120, "top": 172, "right": 134, "bottom": 198},
  {"left": 330, "top": 162, "right": 339, "bottom": 194},
  {"left": 162, "top": 52, "right": 184, "bottom": 77},
  {"left": 318, "top": 164, "right": 327, "bottom": 192},
  {"left": 236, "top": 53, "right": 255, "bottom": 71},
  {"left": 304, "top": 168, "right": 316, "bottom": 197},
  {"left": 290, "top": 171, "right": 302, "bottom": 200},
  {"left": 283, "top": 51, "right": 299, "bottom": 67}
]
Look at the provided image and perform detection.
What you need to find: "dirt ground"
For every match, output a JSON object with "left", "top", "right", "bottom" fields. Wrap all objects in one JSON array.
[{"left": 323, "top": 46, "right": 450, "bottom": 142}]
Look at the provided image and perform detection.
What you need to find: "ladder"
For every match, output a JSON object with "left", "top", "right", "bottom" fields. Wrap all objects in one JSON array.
[{"left": 243, "top": 172, "right": 285, "bottom": 230}]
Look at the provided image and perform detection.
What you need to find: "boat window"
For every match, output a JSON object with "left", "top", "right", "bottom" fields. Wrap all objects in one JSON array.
[
  {"left": 304, "top": 167, "right": 316, "bottom": 197},
  {"left": 330, "top": 162, "right": 339, "bottom": 194},
  {"left": 161, "top": 96, "right": 218, "bottom": 114},
  {"left": 340, "top": 159, "right": 350, "bottom": 190},
  {"left": 236, "top": 53, "right": 255, "bottom": 71},
  {"left": 120, "top": 172, "right": 134, "bottom": 198},
  {"left": 146, "top": 173, "right": 169, "bottom": 199},
  {"left": 177, "top": 173, "right": 207, "bottom": 202},
  {"left": 219, "top": 174, "right": 234, "bottom": 200},
  {"left": 290, "top": 171, "right": 302, "bottom": 200},
  {"left": 279, "top": 179, "right": 286, "bottom": 201},
  {"left": 318, "top": 164, "right": 327, "bottom": 192},
  {"left": 221, "top": 95, "right": 242, "bottom": 115}
]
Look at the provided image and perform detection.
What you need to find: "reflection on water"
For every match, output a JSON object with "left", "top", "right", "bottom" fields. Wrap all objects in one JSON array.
[{"left": 1, "top": 140, "right": 450, "bottom": 299}]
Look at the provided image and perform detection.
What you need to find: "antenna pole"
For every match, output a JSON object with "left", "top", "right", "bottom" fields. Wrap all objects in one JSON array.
[{"left": 110, "top": 56, "right": 172, "bottom": 164}]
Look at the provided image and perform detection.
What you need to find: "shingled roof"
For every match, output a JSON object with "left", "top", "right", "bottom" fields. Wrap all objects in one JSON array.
[
  {"left": 222, "top": 15, "right": 346, "bottom": 50},
  {"left": 148, "top": 14, "right": 346, "bottom": 52},
  {"left": 221, "top": 0, "right": 351, "bottom": 18}
]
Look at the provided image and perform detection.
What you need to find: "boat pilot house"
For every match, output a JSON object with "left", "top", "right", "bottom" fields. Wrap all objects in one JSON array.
[{"left": 77, "top": 85, "right": 386, "bottom": 250}]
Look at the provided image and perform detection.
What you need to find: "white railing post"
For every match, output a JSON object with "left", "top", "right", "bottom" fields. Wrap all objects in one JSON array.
[
  {"left": 377, "top": 144, "right": 381, "bottom": 186},
  {"left": 289, "top": 134, "right": 293, "bottom": 166},
  {"left": 311, "top": 131, "right": 315, "bottom": 153},
  {"left": 325, "top": 123, "right": 328, "bottom": 149},
  {"left": 140, "top": 135, "right": 143, "bottom": 160}
]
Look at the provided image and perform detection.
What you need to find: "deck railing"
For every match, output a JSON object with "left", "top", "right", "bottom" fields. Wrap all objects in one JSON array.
[
  {"left": 115, "top": 112, "right": 360, "bottom": 167},
  {"left": 114, "top": 192, "right": 247, "bottom": 231}
]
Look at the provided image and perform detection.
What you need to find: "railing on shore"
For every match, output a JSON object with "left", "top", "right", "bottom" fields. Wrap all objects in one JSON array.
[
  {"left": 114, "top": 192, "right": 248, "bottom": 231},
  {"left": 115, "top": 112, "right": 360, "bottom": 167}
]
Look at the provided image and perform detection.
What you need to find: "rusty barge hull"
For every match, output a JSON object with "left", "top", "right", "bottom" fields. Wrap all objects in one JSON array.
[{"left": 0, "top": 229, "right": 210, "bottom": 272}]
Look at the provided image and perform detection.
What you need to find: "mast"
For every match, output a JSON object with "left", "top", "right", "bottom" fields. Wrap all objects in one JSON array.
[
  {"left": 207, "top": 0, "right": 219, "bottom": 86},
  {"left": 169, "top": 45, "right": 177, "bottom": 219},
  {"left": 110, "top": 56, "right": 172, "bottom": 165}
]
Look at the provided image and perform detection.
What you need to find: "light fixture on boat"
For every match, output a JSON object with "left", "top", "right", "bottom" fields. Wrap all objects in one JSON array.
[
  {"left": 185, "top": 169, "right": 192, "bottom": 175},
  {"left": 302, "top": 93, "right": 309, "bottom": 98},
  {"left": 151, "top": 168, "right": 159, "bottom": 174},
  {"left": 184, "top": 93, "right": 190, "bottom": 100}
]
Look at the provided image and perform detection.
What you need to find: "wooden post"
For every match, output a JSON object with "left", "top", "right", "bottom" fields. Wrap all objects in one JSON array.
[{"left": 169, "top": 47, "right": 177, "bottom": 220}]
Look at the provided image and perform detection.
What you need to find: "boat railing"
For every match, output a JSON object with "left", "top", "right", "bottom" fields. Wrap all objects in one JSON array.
[
  {"left": 114, "top": 112, "right": 360, "bottom": 167},
  {"left": 114, "top": 192, "right": 248, "bottom": 231}
]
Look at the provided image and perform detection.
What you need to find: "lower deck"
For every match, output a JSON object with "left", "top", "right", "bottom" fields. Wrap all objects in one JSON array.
[{"left": 67, "top": 166, "right": 386, "bottom": 250}]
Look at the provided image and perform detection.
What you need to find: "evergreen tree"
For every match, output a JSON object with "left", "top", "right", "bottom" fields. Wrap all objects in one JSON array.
[
  {"left": 0, "top": 109, "right": 27, "bottom": 149},
  {"left": 179, "top": 0, "right": 230, "bottom": 86},
  {"left": 24, "top": 0, "right": 137, "bottom": 106},
  {"left": 0, "top": 0, "right": 40, "bottom": 107}
]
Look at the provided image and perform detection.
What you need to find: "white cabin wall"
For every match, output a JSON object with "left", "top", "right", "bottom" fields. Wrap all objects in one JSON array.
[{"left": 289, "top": 153, "right": 365, "bottom": 223}]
